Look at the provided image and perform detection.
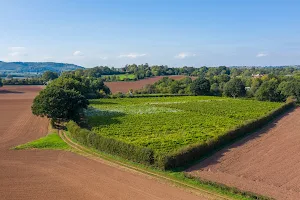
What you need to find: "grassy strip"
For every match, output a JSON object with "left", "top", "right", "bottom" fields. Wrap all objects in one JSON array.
[
  {"left": 64, "top": 130, "right": 272, "bottom": 200},
  {"left": 14, "top": 133, "right": 70, "bottom": 150}
]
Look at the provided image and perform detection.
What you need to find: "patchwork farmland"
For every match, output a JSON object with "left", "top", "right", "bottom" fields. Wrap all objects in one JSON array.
[{"left": 0, "top": 86, "right": 210, "bottom": 200}]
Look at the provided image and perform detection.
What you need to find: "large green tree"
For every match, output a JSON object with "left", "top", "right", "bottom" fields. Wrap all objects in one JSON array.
[
  {"left": 48, "top": 77, "right": 88, "bottom": 96},
  {"left": 255, "top": 79, "right": 283, "bottom": 102},
  {"left": 32, "top": 86, "right": 89, "bottom": 122},
  {"left": 190, "top": 78, "right": 211, "bottom": 95},
  {"left": 223, "top": 78, "right": 246, "bottom": 98},
  {"left": 0, "top": 78, "right": 3, "bottom": 87},
  {"left": 42, "top": 71, "right": 59, "bottom": 82},
  {"left": 278, "top": 80, "right": 300, "bottom": 102}
]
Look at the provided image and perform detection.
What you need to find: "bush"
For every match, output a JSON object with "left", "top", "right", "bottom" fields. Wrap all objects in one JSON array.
[{"left": 66, "top": 121, "right": 154, "bottom": 165}]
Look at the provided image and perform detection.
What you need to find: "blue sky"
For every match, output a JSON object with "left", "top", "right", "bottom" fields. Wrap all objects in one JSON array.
[{"left": 0, "top": 0, "right": 300, "bottom": 68}]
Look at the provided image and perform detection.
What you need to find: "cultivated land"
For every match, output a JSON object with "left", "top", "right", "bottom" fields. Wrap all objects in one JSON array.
[
  {"left": 103, "top": 74, "right": 136, "bottom": 80},
  {"left": 0, "top": 85, "right": 213, "bottom": 200},
  {"left": 105, "top": 75, "right": 195, "bottom": 93},
  {"left": 88, "top": 97, "right": 282, "bottom": 159},
  {"left": 186, "top": 107, "right": 300, "bottom": 200}
]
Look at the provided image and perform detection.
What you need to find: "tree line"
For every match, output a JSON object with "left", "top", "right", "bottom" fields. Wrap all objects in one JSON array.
[
  {"left": 65, "top": 64, "right": 300, "bottom": 82},
  {"left": 134, "top": 74, "right": 300, "bottom": 103}
]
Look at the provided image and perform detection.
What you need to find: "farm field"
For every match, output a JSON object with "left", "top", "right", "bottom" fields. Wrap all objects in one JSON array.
[
  {"left": 0, "top": 85, "right": 210, "bottom": 200},
  {"left": 186, "top": 107, "right": 300, "bottom": 200},
  {"left": 105, "top": 75, "right": 195, "bottom": 93},
  {"left": 88, "top": 97, "right": 282, "bottom": 160},
  {"left": 103, "top": 73, "right": 136, "bottom": 80}
]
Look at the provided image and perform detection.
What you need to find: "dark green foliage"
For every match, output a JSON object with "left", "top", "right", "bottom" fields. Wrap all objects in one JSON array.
[
  {"left": 278, "top": 80, "right": 300, "bottom": 102},
  {"left": 249, "top": 78, "right": 262, "bottom": 96},
  {"left": 223, "top": 78, "right": 246, "bottom": 98},
  {"left": 48, "top": 77, "right": 88, "bottom": 96},
  {"left": 135, "top": 77, "right": 192, "bottom": 95},
  {"left": 210, "top": 83, "right": 221, "bottom": 96},
  {"left": 49, "top": 74, "right": 110, "bottom": 98},
  {"left": 66, "top": 121, "right": 154, "bottom": 165},
  {"left": 159, "top": 102, "right": 295, "bottom": 170},
  {"left": 0, "top": 78, "right": 3, "bottom": 87},
  {"left": 190, "top": 78, "right": 211, "bottom": 95},
  {"left": 32, "top": 86, "right": 89, "bottom": 122},
  {"left": 3, "top": 78, "right": 44, "bottom": 85},
  {"left": 255, "top": 79, "right": 283, "bottom": 102},
  {"left": 42, "top": 71, "right": 59, "bottom": 81}
]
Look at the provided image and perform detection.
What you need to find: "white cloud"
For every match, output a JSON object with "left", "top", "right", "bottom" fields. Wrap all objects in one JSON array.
[
  {"left": 99, "top": 56, "right": 108, "bottom": 60},
  {"left": 175, "top": 52, "right": 196, "bottom": 59},
  {"left": 8, "top": 47, "right": 26, "bottom": 51},
  {"left": 8, "top": 47, "right": 28, "bottom": 57},
  {"left": 256, "top": 53, "right": 268, "bottom": 57},
  {"left": 118, "top": 53, "right": 146, "bottom": 58},
  {"left": 9, "top": 52, "right": 28, "bottom": 57},
  {"left": 73, "top": 50, "right": 84, "bottom": 56}
]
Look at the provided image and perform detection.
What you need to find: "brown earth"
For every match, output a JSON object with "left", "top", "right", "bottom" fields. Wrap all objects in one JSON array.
[
  {"left": 187, "top": 107, "right": 300, "bottom": 200},
  {"left": 0, "top": 86, "right": 210, "bottom": 200},
  {"left": 105, "top": 75, "right": 195, "bottom": 94}
]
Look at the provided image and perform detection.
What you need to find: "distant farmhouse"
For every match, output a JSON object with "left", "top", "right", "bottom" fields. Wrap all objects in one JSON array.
[{"left": 251, "top": 74, "right": 264, "bottom": 78}]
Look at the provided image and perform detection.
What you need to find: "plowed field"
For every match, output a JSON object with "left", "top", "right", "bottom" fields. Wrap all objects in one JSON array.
[
  {"left": 0, "top": 86, "right": 210, "bottom": 200},
  {"left": 105, "top": 75, "right": 195, "bottom": 93}
]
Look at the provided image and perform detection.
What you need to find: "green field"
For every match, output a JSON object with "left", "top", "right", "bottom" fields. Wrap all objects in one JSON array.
[
  {"left": 103, "top": 74, "right": 136, "bottom": 81},
  {"left": 88, "top": 97, "right": 282, "bottom": 155},
  {"left": 14, "top": 133, "right": 69, "bottom": 150}
]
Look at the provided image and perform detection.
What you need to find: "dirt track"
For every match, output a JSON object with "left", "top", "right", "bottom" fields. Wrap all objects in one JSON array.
[
  {"left": 187, "top": 107, "right": 300, "bottom": 200},
  {"left": 0, "top": 86, "right": 209, "bottom": 200}
]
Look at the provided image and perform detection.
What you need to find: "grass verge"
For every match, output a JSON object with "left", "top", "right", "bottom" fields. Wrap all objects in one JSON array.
[{"left": 14, "top": 133, "right": 70, "bottom": 150}]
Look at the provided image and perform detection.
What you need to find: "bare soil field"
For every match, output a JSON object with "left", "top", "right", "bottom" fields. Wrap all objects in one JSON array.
[
  {"left": 187, "top": 107, "right": 300, "bottom": 200},
  {"left": 105, "top": 75, "right": 195, "bottom": 93},
  {"left": 0, "top": 86, "right": 209, "bottom": 200}
]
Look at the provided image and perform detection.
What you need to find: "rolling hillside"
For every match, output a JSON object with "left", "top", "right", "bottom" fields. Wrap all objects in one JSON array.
[{"left": 0, "top": 61, "right": 83, "bottom": 73}]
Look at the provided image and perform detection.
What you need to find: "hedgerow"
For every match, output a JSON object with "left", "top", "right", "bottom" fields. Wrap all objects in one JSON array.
[{"left": 66, "top": 121, "right": 154, "bottom": 165}]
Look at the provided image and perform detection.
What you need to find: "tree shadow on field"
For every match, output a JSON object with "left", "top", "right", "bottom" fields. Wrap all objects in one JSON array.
[
  {"left": 184, "top": 107, "right": 297, "bottom": 172},
  {"left": 88, "top": 109, "right": 126, "bottom": 127},
  {"left": 0, "top": 90, "right": 24, "bottom": 94}
]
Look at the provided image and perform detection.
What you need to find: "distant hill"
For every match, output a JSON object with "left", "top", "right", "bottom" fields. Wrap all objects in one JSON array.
[{"left": 0, "top": 61, "right": 84, "bottom": 74}]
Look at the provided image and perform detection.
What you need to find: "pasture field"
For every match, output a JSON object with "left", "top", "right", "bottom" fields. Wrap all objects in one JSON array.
[
  {"left": 88, "top": 97, "right": 282, "bottom": 156},
  {"left": 104, "top": 74, "right": 136, "bottom": 81}
]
